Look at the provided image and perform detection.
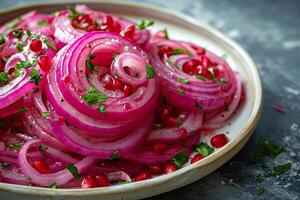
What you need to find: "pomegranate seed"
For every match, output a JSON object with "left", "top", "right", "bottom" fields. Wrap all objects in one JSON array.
[
  {"left": 191, "top": 154, "right": 204, "bottom": 164},
  {"left": 134, "top": 170, "right": 151, "bottom": 182},
  {"left": 30, "top": 39, "right": 42, "bottom": 52},
  {"left": 38, "top": 55, "right": 51, "bottom": 72},
  {"left": 123, "top": 25, "right": 136, "bottom": 39},
  {"left": 182, "top": 60, "right": 198, "bottom": 74},
  {"left": 179, "top": 128, "right": 188, "bottom": 140},
  {"left": 196, "top": 48, "right": 206, "bottom": 56},
  {"left": 193, "top": 65, "right": 203, "bottom": 75},
  {"left": 101, "top": 74, "right": 113, "bottom": 90},
  {"left": 148, "top": 164, "right": 163, "bottom": 175},
  {"left": 102, "top": 16, "right": 114, "bottom": 26},
  {"left": 159, "top": 106, "right": 172, "bottom": 122},
  {"left": 111, "top": 78, "right": 123, "bottom": 90},
  {"left": 123, "top": 84, "right": 133, "bottom": 96},
  {"left": 63, "top": 75, "right": 71, "bottom": 83},
  {"left": 0, "top": 58, "right": 5, "bottom": 69},
  {"left": 158, "top": 46, "right": 173, "bottom": 57},
  {"left": 152, "top": 142, "right": 167, "bottom": 155},
  {"left": 164, "top": 163, "right": 176, "bottom": 174},
  {"left": 81, "top": 175, "right": 96, "bottom": 188},
  {"left": 86, "top": 25, "right": 99, "bottom": 32},
  {"left": 72, "top": 14, "right": 93, "bottom": 30},
  {"left": 211, "top": 67, "right": 220, "bottom": 77},
  {"left": 200, "top": 56, "right": 212, "bottom": 68},
  {"left": 95, "top": 173, "right": 110, "bottom": 187},
  {"left": 166, "top": 116, "right": 177, "bottom": 127},
  {"left": 32, "top": 159, "right": 49, "bottom": 174},
  {"left": 210, "top": 134, "right": 228, "bottom": 148},
  {"left": 123, "top": 103, "right": 131, "bottom": 110},
  {"left": 200, "top": 69, "right": 212, "bottom": 79}
]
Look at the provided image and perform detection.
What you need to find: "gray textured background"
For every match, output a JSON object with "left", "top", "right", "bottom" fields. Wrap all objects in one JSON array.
[{"left": 1, "top": 0, "right": 300, "bottom": 199}]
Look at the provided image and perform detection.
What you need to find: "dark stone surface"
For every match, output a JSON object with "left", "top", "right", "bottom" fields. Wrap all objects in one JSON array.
[{"left": 1, "top": 0, "right": 299, "bottom": 199}]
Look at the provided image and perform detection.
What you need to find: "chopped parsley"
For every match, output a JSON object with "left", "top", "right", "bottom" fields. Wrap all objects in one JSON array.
[
  {"left": 42, "top": 111, "right": 50, "bottom": 117},
  {"left": 112, "top": 54, "right": 118, "bottom": 60},
  {"left": 195, "top": 102, "right": 203, "bottom": 110},
  {"left": 42, "top": 38, "right": 57, "bottom": 51},
  {"left": 16, "top": 107, "right": 27, "bottom": 114},
  {"left": 2, "top": 55, "right": 10, "bottom": 62},
  {"left": 66, "top": 5, "right": 82, "bottom": 19},
  {"left": 86, "top": 54, "right": 96, "bottom": 72},
  {"left": 82, "top": 88, "right": 108, "bottom": 106},
  {"left": 170, "top": 48, "right": 185, "bottom": 55},
  {"left": 172, "top": 151, "right": 188, "bottom": 168},
  {"left": 218, "top": 78, "right": 228, "bottom": 85},
  {"left": 137, "top": 19, "right": 154, "bottom": 30},
  {"left": 38, "top": 144, "right": 48, "bottom": 151},
  {"left": 271, "top": 163, "right": 292, "bottom": 176},
  {"left": 256, "top": 187, "right": 265, "bottom": 195},
  {"left": 66, "top": 164, "right": 80, "bottom": 179},
  {"left": 110, "top": 151, "right": 120, "bottom": 160},
  {"left": 37, "top": 20, "right": 48, "bottom": 27},
  {"left": 178, "top": 88, "right": 185, "bottom": 95},
  {"left": 98, "top": 105, "right": 106, "bottom": 113},
  {"left": 11, "top": 29, "right": 22, "bottom": 39},
  {"left": 0, "top": 37, "right": 5, "bottom": 45},
  {"left": 196, "top": 75, "right": 206, "bottom": 81},
  {"left": 179, "top": 77, "right": 189, "bottom": 84},
  {"left": 163, "top": 28, "right": 169, "bottom": 39},
  {"left": 49, "top": 182, "right": 57, "bottom": 189},
  {"left": 0, "top": 72, "right": 9, "bottom": 86},
  {"left": 15, "top": 60, "right": 36, "bottom": 69},
  {"left": 0, "top": 162, "right": 10, "bottom": 169},
  {"left": 146, "top": 64, "right": 155, "bottom": 79},
  {"left": 194, "top": 143, "right": 214, "bottom": 157},
  {"left": 256, "top": 175, "right": 265, "bottom": 183},
  {"left": 29, "top": 69, "right": 42, "bottom": 86},
  {"left": 9, "top": 143, "right": 22, "bottom": 150},
  {"left": 16, "top": 43, "right": 24, "bottom": 51}
]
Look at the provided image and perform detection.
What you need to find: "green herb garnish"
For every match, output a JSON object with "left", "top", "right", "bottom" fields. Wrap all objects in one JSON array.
[
  {"left": 9, "top": 143, "right": 22, "bottom": 150},
  {"left": 163, "top": 28, "right": 169, "bottom": 39},
  {"left": 2, "top": 55, "right": 10, "bottom": 62},
  {"left": 66, "top": 5, "right": 82, "bottom": 19},
  {"left": 172, "top": 151, "right": 188, "bottom": 168},
  {"left": 82, "top": 88, "right": 108, "bottom": 106},
  {"left": 170, "top": 48, "right": 185, "bottom": 55},
  {"left": 256, "top": 187, "right": 265, "bottom": 195},
  {"left": 42, "top": 111, "right": 50, "bottom": 117},
  {"left": 137, "top": 19, "right": 154, "bottom": 30},
  {"left": 42, "top": 38, "right": 57, "bottom": 51},
  {"left": 49, "top": 182, "right": 57, "bottom": 189},
  {"left": 37, "top": 20, "right": 48, "bottom": 27},
  {"left": 179, "top": 77, "right": 189, "bottom": 84},
  {"left": 29, "top": 69, "right": 42, "bottom": 86},
  {"left": 16, "top": 107, "right": 27, "bottom": 114},
  {"left": 195, "top": 102, "right": 203, "bottom": 110},
  {"left": 86, "top": 54, "right": 96, "bottom": 72},
  {"left": 110, "top": 151, "right": 120, "bottom": 160},
  {"left": 194, "top": 143, "right": 214, "bottom": 157},
  {"left": 38, "top": 144, "right": 48, "bottom": 151},
  {"left": 271, "top": 163, "right": 292, "bottom": 176},
  {"left": 146, "top": 64, "right": 155, "bottom": 79},
  {"left": 98, "top": 105, "right": 106, "bottom": 113},
  {"left": 66, "top": 164, "right": 80, "bottom": 179},
  {"left": 15, "top": 60, "right": 36, "bottom": 69},
  {"left": 16, "top": 43, "right": 24, "bottom": 51},
  {"left": 0, "top": 72, "right": 9, "bottom": 86},
  {"left": 178, "top": 88, "right": 185, "bottom": 95},
  {"left": 196, "top": 75, "right": 206, "bottom": 81},
  {"left": 0, "top": 162, "right": 10, "bottom": 169}
]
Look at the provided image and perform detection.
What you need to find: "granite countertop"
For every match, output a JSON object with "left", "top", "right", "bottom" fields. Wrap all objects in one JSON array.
[{"left": 1, "top": 0, "right": 299, "bottom": 199}]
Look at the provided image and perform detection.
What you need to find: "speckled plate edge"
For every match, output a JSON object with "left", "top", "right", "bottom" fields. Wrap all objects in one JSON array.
[{"left": 0, "top": 1, "right": 263, "bottom": 199}]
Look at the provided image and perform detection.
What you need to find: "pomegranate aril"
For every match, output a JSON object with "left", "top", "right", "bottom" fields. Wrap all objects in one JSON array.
[
  {"left": 191, "top": 154, "right": 204, "bottom": 164},
  {"left": 148, "top": 165, "right": 163, "bottom": 175},
  {"left": 32, "top": 159, "right": 49, "bottom": 174},
  {"left": 86, "top": 25, "right": 99, "bottom": 32},
  {"left": 166, "top": 116, "right": 177, "bottom": 127},
  {"left": 38, "top": 55, "right": 51, "bottom": 72},
  {"left": 30, "top": 39, "right": 42, "bottom": 52},
  {"left": 152, "top": 142, "right": 168, "bottom": 155},
  {"left": 101, "top": 74, "right": 113, "bottom": 90},
  {"left": 72, "top": 14, "right": 93, "bottom": 30},
  {"left": 158, "top": 46, "right": 173, "bottom": 57},
  {"left": 123, "top": 84, "right": 133, "bottom": 96},
  {"left": 182, "top": 59, "right": 199, "bottom": 75},
  {"left": 179, "top": 128, "right": 188, "bottom": 140},
  {"left": 193, "top": 65, "right": 203, "bottom": 75},
  {"left": 102, "top": 15, "right": 113, "bottom": 26},
  {"left": 164, "top": 163, "right": 176, "bottom": 174},
  {"left": 123, "top": 25, "right": 136, "bottom": 39},
  {"left": 159, "top": 106, "right": 172, "bottom": 122},
  {"left": 200, "top": 56, "right": 212, "bottom": 68},
  {"left": 111, "top": 78, "right": 123, "bottom": 90},
  {"left": 95, "top": 173, "right": 110, "bottom": 187},
  {"left": 196, "top": 48, "right": 206, "bottom": 56},
  {"left": 134, "top": 170, "right": 151, "bottom": 182},
  {"left": 81, "top": 175, "right": 96, "bottom": 188},
  {"left": 210, "top": 134, "right": 228, "bottom": 148}
]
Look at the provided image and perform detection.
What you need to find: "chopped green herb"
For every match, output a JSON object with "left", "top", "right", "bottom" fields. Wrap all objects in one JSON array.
[
  {"left": 98, "top": 105, "right": 106, "bottom": 113},
  {"left": 0, "top": 72, "right": 9, "bottom": 86},
  {"left": 42, "top": 38, "right": 57, "bottom": 51},
  {"left": 196, "top": 75, "right": 206, "bottom": 81},
  {"left": 37, "top": 20, "right": 48, "bottom": 26},
  {"left": 256, "top": 175, "right": 265, "bottom": 183},
  {"left": 194, "top": 143, "right": 214, "bottom": 157},
  {"left": 16, "top": 107, "right": 27, "bottom": 114},
  {"left": 0, "top": 37, "right": 4, "bottom": 45},
  {"left": 38, "top": 144, "right": 48, "bottom": 151},
  {"left": 110, "top": 151, "right": 120, "bottom": 160},
  {"left": 179, "top": 77, "right": 189, "bottom": 84},
  {"left": 176, "top": 120, "right": 183, "bottom": 127},
  {"left": 195, "top": 102, "right": 203, "bottom": 110},
  {"left": 49, "top": 182, "right": 57, "bottom": 189},
  {"left": 170, "top": 48, "right": 185, "bottom": 55},
  {"left": 256, "top": 187, "right": 265, "bottom": 195},
  {"left": 82, "top": 87, "right": 108, "bottom": 106},
  {"left": 29, "top": 69, "right": 42, "bottom": 86},
  {"left": 178, "top": 88, "right": 185, "bottom": 95},
  {"left": 112, "top": 54, "right": 118, "bottom": 60},
  {"left": 86, "top": 54, "right": 96, "bottom": 72},
  {"left": 42, "top": 111, "right": 50, "bottom": 117},
  {"left": 11, "top": 29, "right": 22, "bottom": 39},
  {"left": 146, "top": 64, "right": 155, "bottom": 79},
  {"left": 172, "top": 151, "right": 188, "bottom": 168},
  {"left": 16, "top": 43, "right": 24, "bottom": 51},
  {"left": 137, "top": 19, "right": 154, "bottom": 30},
  {"left": 271, "top": 163, "right": 292, "bottom": 176},
  {"left": 66, "top": 5, "right": 82, "bottom": 19},
  {"left": 66, "top": 164, "right": 80, "bottom": 179},
  {"left": 0, "top": 162, "right": 10, "bottom": 169},
  {"left": 219, "top": 78, "right": 228, "bottom": 85},
  {"left": 15, "top": 60, "right": 36, "bottom": 69},
  {"left": 163, "top": 28, "right": 169, "bottom": 39},
  {"left": 2, "top": 55, "right": 10, "bottom": 62},
  {"left": 9, "top": 143, "right": 22, "bottom": 150}
]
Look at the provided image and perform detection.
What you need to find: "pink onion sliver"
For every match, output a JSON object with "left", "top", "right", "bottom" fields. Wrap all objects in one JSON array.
[
  {"left": 106, "top": 171, "right": 131, "bottom": 183},
  {"left": 18, "top": 139, "right": 96, "bottom": 186}
]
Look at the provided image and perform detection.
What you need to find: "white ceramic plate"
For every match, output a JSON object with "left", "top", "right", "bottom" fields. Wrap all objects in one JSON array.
[{"left": 0, "top": 1, "right": 263, "bottom": 199}]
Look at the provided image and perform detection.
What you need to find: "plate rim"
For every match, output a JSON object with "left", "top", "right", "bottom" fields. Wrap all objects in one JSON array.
[{"left": 0, "top": 0, "right": 263, "bottom": 198}]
